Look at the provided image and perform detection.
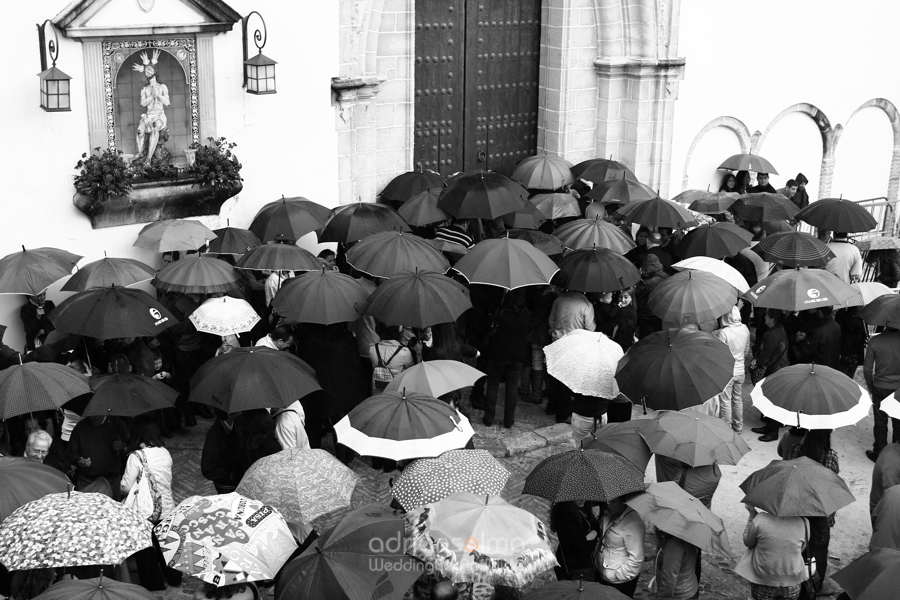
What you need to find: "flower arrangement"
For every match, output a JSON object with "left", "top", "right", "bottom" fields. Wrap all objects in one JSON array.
[
  {"left": 73, "top": 148, "right": 133, "bottom": 216},
  {"left": 186, "top": 137, "right": 243, "bottom": 190}
]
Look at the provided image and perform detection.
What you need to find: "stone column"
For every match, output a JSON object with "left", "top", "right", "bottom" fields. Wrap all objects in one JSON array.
[{"left": 333, "top": 77, "right": 384, "bottom": 205}]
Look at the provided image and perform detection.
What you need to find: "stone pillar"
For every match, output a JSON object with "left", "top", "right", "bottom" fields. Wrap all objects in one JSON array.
[{"left": 333, "top": 78, "right": 384, "bottom": 205}]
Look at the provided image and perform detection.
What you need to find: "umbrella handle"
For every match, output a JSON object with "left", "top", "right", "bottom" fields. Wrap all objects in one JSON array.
[{"left": 641, "top": 396, "right": 647, "bottom": 415}]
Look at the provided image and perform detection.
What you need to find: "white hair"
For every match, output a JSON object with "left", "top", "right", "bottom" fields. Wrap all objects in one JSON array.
[{"left": 27, "top": 430, "right": 52, "bottom": 447}]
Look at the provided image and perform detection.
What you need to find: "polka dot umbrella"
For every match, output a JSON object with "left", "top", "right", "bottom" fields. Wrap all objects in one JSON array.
[
  {"left": 523, "top": 448, "right": 646, "bottom": 503},
  {"left": 392, "top": 449, "right": 510, "bottom": 511}
]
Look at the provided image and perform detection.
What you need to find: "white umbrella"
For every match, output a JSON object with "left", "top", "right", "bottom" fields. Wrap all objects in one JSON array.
[
  {"left": 189, "top": 296, "right": 260, "bottom": 335},
  {"left": 673, "top": 256, "right": 750, "bottom": 293},
  {"left": 838, "top": 281, "right": 894, "bottom": 308},
  {"left": 544, "top": 329, "right": 622, "bottom": 397},
  {"left": 880, "top": 393, "right": 900, "bottom": 420}
]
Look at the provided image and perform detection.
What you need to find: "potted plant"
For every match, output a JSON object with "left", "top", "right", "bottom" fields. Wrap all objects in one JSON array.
[
  {"left": 73, "top": 148, "right": 133, "bottom": 217},
  {"left": 187, "top": 137, "right": 243, "bottom": 190}
]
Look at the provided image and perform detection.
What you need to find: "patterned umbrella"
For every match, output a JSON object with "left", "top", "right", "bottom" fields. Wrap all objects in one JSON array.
[
  {"left": 733, "top": 192, "right": 799, "bottom": 222},
  {"left": 742, "top": 268, "right": 856, "bottom": 312},
  {"left": 272, "top": 269, "right": 370, "bottom": 325},
  {"left": 249, "top": 197, "right": 331, "bottom": 243},
  {"left": 501, "top": 199, "right": 547, "bottom": 230},
  {"left": 739, "top": 457, "right": 855, "bottom": 518},
  {"left": 34, "top": 577, "right": 157, "bottom": 600},
  {"left": 858, "top": 293, "right": 900, "bottom": 326},
  {"left": 544, "top": 330, "right": 623, "bottom": 398},
  {"left": 398, "top": 188, "right": 452, "bottom": 226},
  {"left": 84, "top": 374, "right": 178, "bottom": 417},
  {"left": 530, "top": 193, "right": 581, "bottom": 220},
  {"left": 858, "top": 236, "right": 900, "bottom": 252},
  {"left": 346, "top": 232, "right": 450, "bottom": 278},
  {"left": 236, "top": 448, "right": 358, "bottom": 523},
  {"left": 717, "top": 153, "right": 778, "bottom": 175},
  {"left": 638, "top": 411, "right": 751, "bottom": 467},
  {"left": 154, "top": 493, "right": 298, "bottom": 586},
  {"left": 319, "top": 203, "right": 410, "bottom": 243},
  {"left": 0, "top": 456, "right": 71, "bottom": 523},
  {"left": 453, "top": 238, "right": 559, "bottom": 290},
  {"left": 506, "top": 229, "right": 565, "bottom": 256},
  {"left": 133, "top": 219, "right": 216, "bottom": 253},
  {"left": 234, "top": 242, "right": 321, "bottom": 272},
  {"left": 672, "top": 256, "right": 750, "bottom": 293},
  {"left": 404, "top": 492, "right": 557, "bottom": 586},
  {"left": 207, "top": 227, "right": 263, "bottom": 255},
  {"left": 189, "top": 296, "right": 261, "bottom": 335},
  {"left": 615, "top": 197, "right": 699, "bottom": 229},
  {"left": 571, "top": 158, "right": 638, "bottom": 185},
  {"left": 511, "top": 154, "right": 574, "bottom": 190},
  {"left": 557, "top": 248, "right": 640, "bottom": 294},
  {"left": 838, "top": 281, "right": 894, "bottom": 309},
  {"left": 0, "top": 247, "right": 81, "bottom": 296},
  {"left": 583, "top": 420, "right": 653, "bottom": 471},
  {"left": 365, "top": 270, "right": 472, "bottom": 328},
  {"left": 796, "top": 197, "right": 878, "bottom": 233},
  {"left": 392, "top": 450, "right": 509, "bottom": 511},
  {"left": 686, "top": 192, "right": 741, "bottom": 214},
  {"left": 61, "top": 257, "right": 156, "bottom": 291},
  {"left": 437, "top": 170, "right": 528, "bottom": 220},
  {"left": 832, "top": 548, "right": 900, "bottom": 600},
  {"left": 0, "top": 362, "right": 92, "bottom": 420},
  {"left": 152, "top": 255, "right": 241, "bottom": 294},
  {"left": 523, "top": 448, "right": 646, "bottom": 503},
  {"left": 648, "top": 269, "right": 738, "bottom": 325},
  {"left": 752, "top": 231, "right": 834, "bottom": 267},
  {"left": 381, "top": 168, "right": 445, "bottom": 203},
  {"left": 586, "top": 178, "right": 656, "bottom": 205},
  {"left": 552, "top": 217, "right": 636, "bottom": 253},
  {"left": 49, "top": 287, "right": 179, "bottom": 340},
  {"left": 675, "top": 223, "right": 752, "bottom": 259},
  {"left": 0, "top": 491, "right": 152, "bottom": 570}
]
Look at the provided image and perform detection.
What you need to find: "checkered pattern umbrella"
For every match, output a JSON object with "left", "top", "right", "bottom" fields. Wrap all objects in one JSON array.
[
  {"left": 392, "top": 450, "right": 509, "bottom": 511},
  {"left": 0, "top": 362, "right": 92, "bottom": 420},
  {"left": 523, "top": 448, "right": 646, "bottom": 503}
]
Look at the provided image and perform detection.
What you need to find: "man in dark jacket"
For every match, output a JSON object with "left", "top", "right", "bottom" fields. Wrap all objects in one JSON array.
[
  {"left": 792, "top": 173, "right": 810, "bottom": 210},
  {"left": 635, "top": 254, "right": 669, "bottom": 339},
  {"left": 20, "top": 293, "right": 56, "bottom": 352},
  {"left": 749, "top": 172, "right": 777, "bottom": 194},
  {"left": 201, "top": 411, "right": 240, "bottom": 493},
  {"left": 802, "top": 306, "right": 842, "bottom": 370}
]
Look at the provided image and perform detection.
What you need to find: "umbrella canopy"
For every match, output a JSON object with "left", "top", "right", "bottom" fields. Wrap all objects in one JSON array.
[
  {"left": 675, "top": 223, "right": 752, "bottom": 259},
  {"left": 583, "top": 420, "right": 653, "bottom": 471},
  {"left": 586, "top": 178, "right": 656, "bottom": 205},
  {"left": 552, "top": 217, "right": 636, "bottom": 253},
  {"left": 751, "top": 364, "right": 870, "bottom": 429},
  {"left": 511, "top": 154, "right": 575, "bottom": 190},
  {"left": 133, "top": 219, "right": 216, "bottom": 253},
  {"left": 648, "top": 269, "right": 738, "bottom": 325},
  {"left": 152, "top": 255, "right": 241, "bottom": 294},
  {"left": 625, "top": 482, "right": 733, "bottom": 558},
  {"left": 153, "top": 492, "right": 297, "bottom": 585},
  {"left": 275, "top": 503, "right": 422, "bottom": 600},
  {"left": 571, "top": 158, "right": 638, "bottom": 185},
  {"left": 190, "top": 347, "right": 321, "bottom": 413},
  {"left": 34, "top": 577, "right": 157, "bottom": 600},
  {"left": 404, "top": 492, "right": 557, "bottom": 586},
  {"left": 189, "top": 296, "right": 261, "bottom": 335},
  {"left": 671, "top": 189, "right": 710, "bottom": 206},
  {"left": 272, "top": 269, "right": 370, "bottom": 325},
  {"left": 62, "top": 257, "right": 156, "bottom": 291},
  {"left": 392, "top": 449, "right": 509, "bottom": 511},
  {"left": 672, "top": 256, "right": 750, "bottom": 293},
  {"left": 50, "top": 287, "right": 178, "bottom": 340},
  {"left": 381, "top": 168, "right": 445, "bottom": 203},
  {"left": 319, "top": 203, "right": 410, "bottom": 243},
  {"left": 743, "top": 268, "right": 857, "bottom": 311},
  {"left": 385, "top": 360, "right": 485, "bottom": 397},
  {"left": 739, "top": 457, "right": 855, "bottom": 518},
  {"left": 0, "top": 362, "right": 92, "bottom": 420},
  {"left": 234, "top": 242, "right": 321, "bottom": 272},
  {"left": 365, "top": 270, "right": 472, "bottom": 328},
  {"left": 718, "top": 153, "right": 778, "bottom": 175},
  {"left": 831, "top": 548, "right": 900, "bottom": 600},
  {"left": 436, "top": 170, "right": 528, "bottom": 219},
  {"left": 615, "top": 329, "right": 734, "bottom": 411},
  {"left": 397, "top": 187, "right": 452, "bottom": 226},
  {"left": 838, "top": 281, "right": 894, "bottom": 309},
  {"left": 0, "top": 456, "right": 71, "bottom": 523},
  {"left": 0, "top": 491, "right": 151, "bottom": 570},
  {"left": 334, "top": 392, "right": 475, "bottom": 461},
  {"left": 501, "top": 199, "right": 547, "bottom": 230},
  {"left": 523, "top": 448, "right": 646, "bottom": 503},
  {"left": 207, "top": 227, "right": 263, "bottom": 255},
  {"left": 236, "top": 448, "right": 358, "bottom": 523},
  {"left": 752, "top": 231, "right": 834, "bottom": 267},
  {"left": 507, "top": 229, "right": 565, "bottom": 256},
  {"left": 522, "top": 580, "right": 630, "bottom": 600},
  {"left": 544, "top": 330, "right": 624, "bottom": 398},
  {"left": 857, "top": 293, "right": 900, "bottom": 326},
  {"left": 453, "top": 237, "right": 559, "bottom": 289},
  {"left": 857, "top": 236, "right": 900, "bottom": 252},
  {"left": 530, "top": 192, "right": 581, "bottom": 220},
  {"left": 638, "top": 411, "right": 751, "bottom": 467},
  {"left": 796, "top": 197, "right": 878, "bottom": 233},
  {"left": 346, "top": 232, "right": 450, "bottom": 278},
  {"left": 734, "top": 192, "right": 799, "bottom": 222},
  {"left": 557, "top": 248, "right": 640, "bottom": 294},
  {"left": 427, "top": 238, "right": 469, "bottom": 256},
  {"left": 85, "top": 373, "right": 178, "bottom": 417},
  {"left": 249, "top": 197, "right": 331, "bottom": 243},
  {"left": 761, "top": 220, "right": 793, "bottom": 235},
  {"left": 0, "top": 247, "right": 81, "bottom": 296},
  {"left": 687, "top": 192, "right": 741, "bottom": 214},
  {"left": 615, "top": 197, "right": 699, "bottom": 229}
]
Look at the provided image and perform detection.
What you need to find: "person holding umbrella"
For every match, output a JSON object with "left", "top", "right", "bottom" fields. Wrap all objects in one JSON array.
[
  {"left": 595, "top": 493, "right": 645, "bottom": 597},
  {"left": 550, "top": 500, "right": 599, "bottom": 581},
  {"left": 20, "top": 292, "right": 55, "bottom": 352},
  {"left": 653, "top": 529, "right": 699, "bottom": 599},
  {"left": 750, "top": 309, "right": 791, "bottom": 442}
]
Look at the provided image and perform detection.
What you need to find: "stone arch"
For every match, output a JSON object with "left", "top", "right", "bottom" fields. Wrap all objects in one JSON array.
[
  {"left": 680, "top": 116, "right": 751, "bottom": 191},
  {"left": 836, "top": 98, "right": 900, "bottom": 205}
]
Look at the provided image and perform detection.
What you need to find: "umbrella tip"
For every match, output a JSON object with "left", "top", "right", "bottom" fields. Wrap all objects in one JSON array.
[{"left": 21, "top": 245, "right": 26, "bottom": 252}]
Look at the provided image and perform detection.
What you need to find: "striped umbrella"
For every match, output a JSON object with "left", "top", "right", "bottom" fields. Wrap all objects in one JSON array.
[
  {"left": 392, "top": 449, "right": 509, "bottom": 511},
  {"left": 743, "top": 268, "right": 856, "bottom": 311},
  {"left": 511, "top": 154, "right": 575, "bottom": 190},
  {"left": 523, "top": 448, "right": 646, "bottom": 503},
  {"left": 752, "top": 231, "right": 834, "bottom": 267},
  {"left": 552, "top": 217, "right": 636, "bottom": 253},
  {"left": 796, "top": 197, "right": 878, "bottom": 233},
  {"left": 152, "top": 255, "right": 241, "bottom": 294},
  {"left": 0, "top": 363, "right": 93, "bottom": 420}
]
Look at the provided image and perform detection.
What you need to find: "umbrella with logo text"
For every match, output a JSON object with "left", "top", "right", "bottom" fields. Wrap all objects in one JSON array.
[
  {"left": 50, "top": 286, "right": 178, "bottom": 340},
  {"left": 392, "top": 449, "right": 509, "bottom": 511},
  {"left": 739, "top": 457, "right": 855, "bottom": 518},
  {"left": 62, "top": 257, "right": 156, "bottom": 291},
  {"left": 133, "top": 219, "right": 216, "bottom": 253},
  {"left": 0, "top": 247, "right": 81, "bottom": 296},
  {"left": 742, "top": 268, "right": 856, "bottom": 312},
  {"left": 638, "top": 411, "right": 751, "bottom": 467}
]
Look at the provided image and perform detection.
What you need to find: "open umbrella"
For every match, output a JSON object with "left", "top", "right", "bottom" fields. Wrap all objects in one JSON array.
[
  {"left": 49, "top": 287, "right": 178, "bottom": 340},
  {"left": 189, "top": 296, "right": 261, "bottom": 335},
  {"left": 85, "top": 373, "right": 178, "bottom": 417},
  {"left": 436, "top": 170, "right": 528, "bottom": 219},
  {"left": 62, "top": 257, "right": 156, "bottom": 291},
  {"left": 648, "top": 270, "right": 738, "bottom": 326},
  {"left": 761, "top": 220, "right": 793, "bottom": 234},
  {"left": 236, "top": 448, "right": 358, "bottom": 523},
  {"left": 586, "top": 178, "right": 656, "bottom": 205},
  {"left": 501, "top": 199, "right": 547, "bottom": 230},
  {"left": 739, "top": 457, "right": 855, "bottom": 518},
  {"left": 718, "top": 153, "right": 778, "bottom": 175},
  {"left": 272, "top": 269, "right": 370, "bottom": 325},
  {"left": 365, "top": 270, "right": 471, "bottom": 328},
  {"left": 838, "top": 281, "right": 894, "bottom": 309},
  {"left": 0, "top": 362, "right": 92, "bottom": 420},
  {"left": 638, "top": 411, "right": 751, "bottom": 467},
  {"left": 583, "top": 420, "right": 653, "bottom": 471},
  {"left": 404, "top": 492, "right": 557, "bottom": 586},
  {"left": 511, "top": 154, "right": 574, "bottom": 190},
  {"left": 857, "top": 293, "right": 900, "bottom": 326},
  {"left": 751, "top": 363, "right": 870, "bottom": 429},
  {"left": 615, "top": 197, "right": 699, "bottom": 229},
  {"left": 333, "top": 392, "right": 475, "bottom": 461},
  {"left": 507, "top": 229, "right": 565, "bottom": 256},
  {"left": 385, "top": 360, "right": 485, "bottom": 397},
  {"left": 249, "top": 197, "right": 331, "bottom": 243},
  {"left": 0, "top": 247, "right": 81, "bottom": 295},
  {"left": 752, "top": 231, "right": 834, "bottom": 267},
  {"left": 615, "top": 329, "right": 734, "bottom": 411},
  {"left": 319, "top": 202, "right": 410, "bottom": 243},
  {"left": 392, "top": 449, "right": 509, "bottom": 511},
  {"left": 675, "top": 223, "right": 752, "bottom": 259},
  {"left": 530, "top": 193, "right": 581, "bottom": 220},
  {"left": 544, "top": 330, "right": 623, "bottom": 398},
  {"left": 453, "top": 237, "right": 559, "bottom": 289},
  {"left": 831, "top": 547, "right": 900, "bottom": 600},
  {"left": 427, "top": 238, "right": 469, "bottom": 256},
  {"left": 672, "top": 256, "right": 750, "bottom": 293},
  {"left": 734, "top": 192, "right": 799, "bottom": 222},
  {"left": 152, "top": 255, "right": 241, "bottom": 294},
  {"left": 190, "top": 347, "right": 321, "bottom": 413},
  {"left": 571, "top": 158, "right": 638, "bottom": 185},
  {"left": 381, "top": 167, "right": 445, "bottom": 203},
  {"left": 0, "top": 456, "right": 71, "bottom": 523},
  {"left": 557, "top": 248, "right": 640, "bottom": 294},
  {"left": 34, "top": 576, "right": 157, "bottom": 600},
  {"left": 234, "top": 241, "right": 321, "bottom": 272},
  {"left": 796, "top": 197, "right": 878, "bottom": 233},
  {"left": 857, "top": 236, "right": 900, "bottom": 252},
  {"left": 133, "top": 219, "right": 216, "bottom": 252},
  {"left": 0, "top": 491, "right": 152, "bottom": 570},
  {"left": 522, "top": 580, "right": 629, "bottom": 600},
  {"left": 523, "top": 448, "right": 646, "bottom": 503},
  {"left": 743, "top": 268, "right": 857, "bottom": 311},
  {"left": 154, "top": 492, "right": 297, "bottom": 585},
  {"left": 625, "top": 482, "right": 732, "bottom": 558},
  {"left": 346, "top": 231, "right": 450, "bottom": 278},
  {"left": 687, "top": 192, "right": 741, "bottom": 214},
  {"left": 397, "top": 188, "right": 451, "bottom": 226},
  {"left": 207, "top": 226, "right": 263, "bottom": 255},
  {"left": 552, "top": 217, "right": 636, "bottom": 253}
]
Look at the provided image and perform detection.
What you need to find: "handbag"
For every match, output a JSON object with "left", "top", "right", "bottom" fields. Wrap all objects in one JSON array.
[
  {"left": 799, "top": 517, "right": 818, "bottom": 599},
  {"left": 123, "top": 450, "right": 163, "bottom": 523},
  {"left": 372, "top": 344, "right": 405, "bottom": 390}
]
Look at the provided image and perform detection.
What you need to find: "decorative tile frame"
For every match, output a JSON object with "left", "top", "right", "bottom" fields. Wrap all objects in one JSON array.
[{"left": 102, "top": 38, "right": 200, "bottom": 152}]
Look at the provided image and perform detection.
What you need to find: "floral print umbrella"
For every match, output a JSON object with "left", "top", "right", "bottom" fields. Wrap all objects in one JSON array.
[
  {"left": 153, "top": 493, "right": 297, "bottom": 586},
  {"left": 236, "top": 448, "right": 358, "bottom": 523},
  {"left": 0, "top": 491, "right": 152, "bottom": 570},
  {"left": 392, "top": 450, "right": 509, "bottom": 511}
]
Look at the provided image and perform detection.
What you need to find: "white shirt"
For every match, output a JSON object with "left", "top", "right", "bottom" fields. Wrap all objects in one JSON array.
[
  {"left": 255, "top": 335, "right": 280, "bottom": 350},
  {"left": 825, "top": 240, "right": 863, "bottom": 284},
  {"left": 265, "top": 271, "right": 294, "bottom": 306},
  {"left": 120, "top": 446, "right": 175, "bottom": 519},
  {"left": 61, "top": 409, "right": 83, "bottom": 442},
  {"left": 273, "top": 401, "right": 310, "bottom": 450}
]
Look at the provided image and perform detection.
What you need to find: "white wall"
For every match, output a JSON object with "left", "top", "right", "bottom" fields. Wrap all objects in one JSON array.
[{"left": 0, "top": 0, "right": 338, "bottom": 351}]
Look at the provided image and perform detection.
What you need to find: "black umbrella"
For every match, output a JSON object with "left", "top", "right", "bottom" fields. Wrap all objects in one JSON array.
[{"left": 49, "top": 287, "right": 178, "bottom": 340}]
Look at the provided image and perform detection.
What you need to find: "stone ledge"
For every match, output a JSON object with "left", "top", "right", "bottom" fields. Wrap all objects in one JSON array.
[
  {"left": 532, "top": 423, "right": 573, "bottom": 446},
  {"left": 501, "top": 432, "right": 546, "bottom": 456}
]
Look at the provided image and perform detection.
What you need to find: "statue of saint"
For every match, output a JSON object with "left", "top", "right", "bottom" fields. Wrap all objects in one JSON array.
[{"left": 132, "top": 50, "right": 170, "bottom": 167}]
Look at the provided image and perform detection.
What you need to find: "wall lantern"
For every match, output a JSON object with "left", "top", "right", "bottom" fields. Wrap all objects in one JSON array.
[
  {"left": 242, "top": 11, "right": 276, "bottom": 95},
  {"left": 36, "top": 20, "right": 72, "bottom": 112}
]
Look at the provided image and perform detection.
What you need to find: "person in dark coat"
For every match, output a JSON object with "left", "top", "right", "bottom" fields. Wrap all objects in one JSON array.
[
  {"left": 803, "top": 306, "right": 842, "bottom": 370},
  {"left": 635, "top": 254, "right": 669, "bottom": 339},
  {"left": 749, "top": 172, "right": 777, "bottom": 194},
  {"left": 201, "top": 411, "right": 240, "bottom": 493},
  {"left": 836, "top": 306, "right": 868, "bottom": 378},
  {"left": 624, "top": 227, "right": 651, "bottom": 269},
  {"left": 232, "top": 409, "right": 282, "bottom": 480},
  {"left": 751, "top": 309, "right": 791, "bottom": 442},
  {"left": 792, "top": 173, "right": 810, "bottom": 210},
  {"left": 870, "top": 249, "right": 900, "bottom": 289},
  {"left": 483, "top": 291, "right": 531, "bottom": 428},
  {"left": 550, "top": 500, "right": 598, "bottom": 581},
  {"left": 20, "top": 293, "right": 56, "bottom": 352}
]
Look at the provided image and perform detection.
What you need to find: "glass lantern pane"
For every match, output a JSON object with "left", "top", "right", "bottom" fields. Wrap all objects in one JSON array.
[
  {"left": 266, "top": 65, "right": 275, "bottom": 78},
  {"left": 41, "top": 79, "right": 48, "bottom": 94},
  {"left": 248, "top": 78, "right": 258, "bottom": 92},
  {"left": 41, "top": 90, "right": 48, "bottom": 106},
  {"left": 59, "top": 80, "right": 69, "bottom": 93},
  {"left": 59, "top": 94, "right": 70, "bottom": 109},
  {"left": 48, "top": 95, "right": 58, "bottom": 109},
  {"left": 48, "top": 80, "right": 58, "bottom": 94}
]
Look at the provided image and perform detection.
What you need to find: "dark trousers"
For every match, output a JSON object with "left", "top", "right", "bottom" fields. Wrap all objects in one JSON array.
[
  {"left": 872, "top": 386, "right": 900, "bottom": 452},
  {"left": 484, "top": 360, "right": 522, "bottom": 427},
  {"left": 607, "top": 401, "right": 632, "bottom": 423},
  {"left": 546, "top": 373, "right": 572, "bottom": 422},
  {"left": 133, "top": 533, "right": 182, "bottom": 591},
  {"left": 597, "top": 576, "right": 639, "bottom": 598}
]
